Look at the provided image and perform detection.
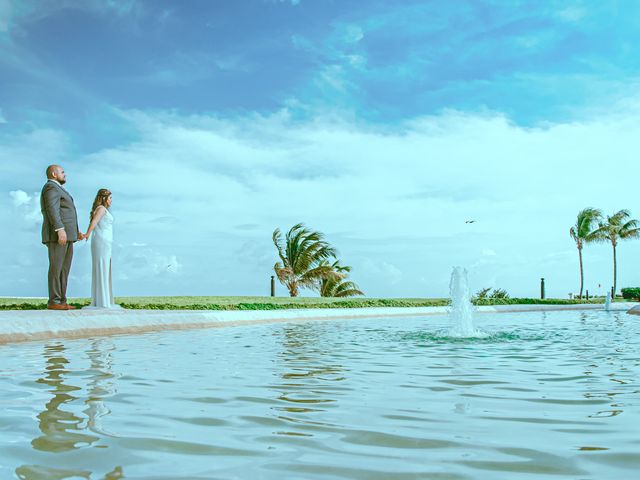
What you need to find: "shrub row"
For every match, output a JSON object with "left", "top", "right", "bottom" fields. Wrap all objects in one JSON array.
[
  {"left": 0, "top": 297, "right": 607, "bottom": 311},
  {"left": 117, "top": 299, "right": 452, "bottom": 310},
  {"left": 473, "top": 298, "right": 603, "bottom": 306}
]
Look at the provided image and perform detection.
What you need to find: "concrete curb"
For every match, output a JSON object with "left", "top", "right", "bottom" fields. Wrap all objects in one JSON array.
[{"left": 0, "top": 303, "right": 637, "bottom": 345}]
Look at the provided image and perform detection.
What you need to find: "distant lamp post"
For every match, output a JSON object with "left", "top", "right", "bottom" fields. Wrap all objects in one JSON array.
[{"left": 270, "top": 275, "right": 275, "bottom": 297}]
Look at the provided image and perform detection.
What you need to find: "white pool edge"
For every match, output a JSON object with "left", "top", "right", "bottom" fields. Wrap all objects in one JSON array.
[{"left": 0, "top": 303, "right": 637, "bottom": 345}]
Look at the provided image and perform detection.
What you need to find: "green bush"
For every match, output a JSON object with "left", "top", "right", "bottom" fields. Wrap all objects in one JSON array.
[
  {"left": 117, "top": 299, "right": 452, "bottom": 311},
  {"left": 490, "top": 288, "right": 510, "bottom": 300},
  {"left": 0, "top": 296, "right": 606, "bottom": 311},
  {"left": 472, "top": 297, "right": 602, "bottom": 306},
  {"left": 621, "top": 288, "right": 640, "bottom": 300},
  {"left": 474, "top": 288, "right": 492, "bottom": 301},
  {"left": 472, "top": 287, "right": 510, "bottom": 304}
]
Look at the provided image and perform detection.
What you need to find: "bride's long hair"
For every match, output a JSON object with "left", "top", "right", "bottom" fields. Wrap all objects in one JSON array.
[{"left": 90, "top": 188, "right": 112, "bottom": 220}]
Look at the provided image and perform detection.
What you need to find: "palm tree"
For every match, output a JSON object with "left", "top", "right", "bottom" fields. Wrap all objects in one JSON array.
[
  {"left": 569, "top": 208, "right": 602, "bottom": 298},
  {"left": 317, "top": 260, "right": 364, "bottom": 297},
  {"left": 594, "top": 210, "right": 640, "bottom": 297},
  {"left": 272, "top": 223, "right": 338, "bottom": 297}
]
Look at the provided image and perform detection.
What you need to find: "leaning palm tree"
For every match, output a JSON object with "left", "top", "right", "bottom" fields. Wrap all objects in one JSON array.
[
  {"left": 317, "top": 260, "right": 364, "bottom": 297},
  {"left": 273, "top": 223, "right": 339, "bottom": 297},
  {"left": 569, "top": 208, "right": 602, "bottom": 298},
  {"left": 593, "top": 210, "right": 640, "bottom": 297}
]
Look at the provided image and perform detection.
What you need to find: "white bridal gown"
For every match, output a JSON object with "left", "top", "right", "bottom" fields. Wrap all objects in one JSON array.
[{"left": 89, "top": 208, "right": 120, "bottom": 309}]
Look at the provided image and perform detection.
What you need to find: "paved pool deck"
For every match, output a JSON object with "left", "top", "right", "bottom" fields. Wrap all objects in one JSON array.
[{"left": 0, "top": 302, "right": 637, "bottom": 344}]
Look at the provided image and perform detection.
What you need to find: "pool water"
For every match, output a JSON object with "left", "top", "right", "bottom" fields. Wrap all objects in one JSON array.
[{"left": 1, "top": 310, "right": 639, "bottom": 479}]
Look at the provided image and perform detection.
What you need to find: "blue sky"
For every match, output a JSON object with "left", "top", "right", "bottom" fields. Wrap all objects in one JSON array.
[{"left": 1, "top": 0, "right": 639, "bottom": 298}]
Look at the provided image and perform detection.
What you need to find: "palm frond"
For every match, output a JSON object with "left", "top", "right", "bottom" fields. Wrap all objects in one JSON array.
[
  {"left": 299, "top": 265, "right": 340, "bottom": 288},
  {"left": 272, "top": 223, "right": 345, "bottom": 296},
  {"left": 609, "top": 209, "right": 631, "bottom": 225},
  {"left": 620, "top": 219, "right": 640, "bottom": 240},
  {"left": 570, "top": 208, "right": 602, "bottom": 244},
  {"left": 569, "top": 226, "right": 578, "bottom": 243},
  {"left": 322, "top": 279, "right": 364, "bottom": 297},
  {"left": 272, "top": 229, "right": 289, "bottom": 265},
  {"left": 596, "top": 210, "right": 640, "bottom": 244}
]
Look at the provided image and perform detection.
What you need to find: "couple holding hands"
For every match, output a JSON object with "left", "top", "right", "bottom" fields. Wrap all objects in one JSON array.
[{"left": 40, "top": 165, "right": 119, "bottom": 310}]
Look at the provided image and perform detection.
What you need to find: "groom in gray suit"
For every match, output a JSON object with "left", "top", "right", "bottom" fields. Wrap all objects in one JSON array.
[{"left": 41, "top": 165, "right": 85, "bottom": 310}]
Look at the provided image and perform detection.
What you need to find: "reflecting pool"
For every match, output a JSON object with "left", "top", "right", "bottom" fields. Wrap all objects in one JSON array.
[{"left": 1, "top": 310, "right": 639, "bottom": 479}]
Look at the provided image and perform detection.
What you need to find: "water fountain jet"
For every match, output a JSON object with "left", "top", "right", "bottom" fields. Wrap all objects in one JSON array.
[
  {"left": 604, "top": 291, "right": 612, "bottom": 311},
  {"left": 449, "top": 267, "right": 486, "bottom": 337}
]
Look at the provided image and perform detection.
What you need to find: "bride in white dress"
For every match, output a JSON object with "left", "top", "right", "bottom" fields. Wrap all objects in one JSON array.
[{"left": 84, "top": 189, "right": 120, "bottom": 309}]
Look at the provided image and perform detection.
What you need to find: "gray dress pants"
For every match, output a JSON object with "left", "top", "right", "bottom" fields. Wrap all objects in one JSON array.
[{"left": 47, "top": 242, "right": 74, "bottom": 305}]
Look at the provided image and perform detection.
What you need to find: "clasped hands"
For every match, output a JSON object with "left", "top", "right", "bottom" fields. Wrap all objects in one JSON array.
[{"left": 57, "top": 230, "right": 88, "bottom": 245}]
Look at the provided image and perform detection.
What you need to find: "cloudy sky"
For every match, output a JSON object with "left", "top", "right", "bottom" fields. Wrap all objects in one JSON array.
[{"left": 1, "top": 0, "right": 639, "bottom": 299}]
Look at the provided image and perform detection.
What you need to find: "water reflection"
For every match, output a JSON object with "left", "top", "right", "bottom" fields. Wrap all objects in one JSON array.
[
  {"left": 31, "top": 343, "right": 99, "bottom": 452},
  {"left": 2, "top": 312, "right": 638, "bottom": 478},
  {"left": 16, "top": 341, "right": 123, "bottom": 480},
  {"left": 84, "top": 339, "right": 117, "bottom": 436},
  {"left": 15, "top": 465, "right": 124, "bottom": 480},
  {"left": 569, "top": 313, "right": 634, "bottom": 419},
  {"left": 272, "top": 323, "right": 347, "bottom": 420}
]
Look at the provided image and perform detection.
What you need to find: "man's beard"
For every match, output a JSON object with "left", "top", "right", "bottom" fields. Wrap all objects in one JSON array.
[{"left": 59, "top": 178, "right": 66, "bottom": 185}]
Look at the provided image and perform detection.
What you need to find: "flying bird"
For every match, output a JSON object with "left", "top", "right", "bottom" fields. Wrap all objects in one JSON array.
[{"left": 465, "top": 220, "right": 476, "bottom": 224}]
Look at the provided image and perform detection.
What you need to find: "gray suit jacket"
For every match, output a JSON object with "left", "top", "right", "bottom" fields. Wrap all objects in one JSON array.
[{"left": 41, "top": 180, "right": 80, "bottom": 244}]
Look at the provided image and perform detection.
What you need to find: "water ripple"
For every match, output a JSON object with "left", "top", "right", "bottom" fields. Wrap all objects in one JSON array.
[{"left": 0, "top": 310, "right": 639, "bottom": 478}]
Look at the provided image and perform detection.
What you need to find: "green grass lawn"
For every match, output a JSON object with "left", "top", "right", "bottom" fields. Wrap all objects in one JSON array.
[{"left": 0, "top": 295, "right": 614, "bottom": 311}]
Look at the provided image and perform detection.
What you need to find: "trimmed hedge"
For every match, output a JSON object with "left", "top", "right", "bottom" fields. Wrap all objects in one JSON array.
[
  {"left": 120, "top": 299, "right": 451, "bottom": 310},
  {"left": 0, "top": 301, "right": 90, "bottom": 311},
  {"left": 472, "top": 298, "right": 603, "bottom": 306},
  {"left": 0, "top": 297, "right": 606, "bottom": 311}
]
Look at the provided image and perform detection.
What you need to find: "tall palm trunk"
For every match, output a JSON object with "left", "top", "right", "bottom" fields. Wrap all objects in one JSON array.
[
  {"left": 612, "top": 242, "right": 617, "bottom": 297},
  {"left": 578, "top": 245, "right": 584, "bottom": 299},
  {"left": 595, "top": 210, "right": 640, "bottom": 300}
]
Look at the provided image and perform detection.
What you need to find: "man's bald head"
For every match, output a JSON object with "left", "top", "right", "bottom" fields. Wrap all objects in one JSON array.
[
  {"left": 46, "top": 165, "right": 66, "bottom": 184},
  {"left": 46, "top": 165, "right": 61, "bottom": 178}
]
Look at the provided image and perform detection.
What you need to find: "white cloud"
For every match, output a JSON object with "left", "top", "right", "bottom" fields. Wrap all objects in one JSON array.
[
  {"left": 557, "top": 6, "right": 586, "bottom": 22},
  {"left": 3, "top": 99, "right": 640, "bottom": 298},
  {"left": 0, "top": 0, "right": 11, "bottom": 33},
  {"left": 9, "top": 189, "right": 30, "bottom": 207},
  {"left": 290, "top": 22, "right": 367, "bottom": 103},
  {"left": 9, "top": 190, "right": 40, "bottom": 224},
  {"left": 11, "top": 0, "right": 144, "bottom": 25},
  {"left": 116, "top": 246, "right": 181, "bottom": 281},
  {"left": 130, "top": 52, "right": 251, "bottom": 88},
  {"left": 343, "top": 25, "right": 364, "bottom": 44},
  {"left": 362, "top": 259, "right": 403, "bottom": 286}
]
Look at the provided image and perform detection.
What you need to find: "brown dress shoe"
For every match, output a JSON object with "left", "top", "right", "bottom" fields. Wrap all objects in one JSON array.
[
  {"left": 64, "top": 304, "right": 77, "bottom": 310},
  {"left": 47, "top": 304, "right": 68, "bottom": 310}
]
